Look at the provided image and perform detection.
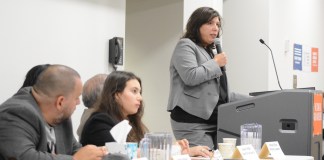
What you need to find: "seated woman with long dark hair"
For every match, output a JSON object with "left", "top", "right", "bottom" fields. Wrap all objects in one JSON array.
[{"left": 80, "top": 71, "right": 213, "bottom": 158}]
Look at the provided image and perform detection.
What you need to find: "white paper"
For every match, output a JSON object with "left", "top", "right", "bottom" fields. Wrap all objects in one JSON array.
[
  {"left": 236, "top": 145, "right": 259, "bottom": 160},
  {"left": 213, "top": 149, "right": 224, "bottom": 160},
  {"left": 133, "top": 158, "right": 148, "bottom": 160},
  {"left": 110, "top": 120, "right": 132, "bottom": 143},
  {"left": 266, "top": 141, "right": 285, "bottom": 160},
  {"left": 172, "top": 154, "right": 191, "bottom": 160},
  {"left": 105, "top": 142, "right": 127, "bottom": 154}
]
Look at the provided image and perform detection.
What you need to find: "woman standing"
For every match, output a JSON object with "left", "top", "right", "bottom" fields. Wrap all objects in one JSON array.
[{"left": 167, "top": 7, "right": 248, "bottom": 149}]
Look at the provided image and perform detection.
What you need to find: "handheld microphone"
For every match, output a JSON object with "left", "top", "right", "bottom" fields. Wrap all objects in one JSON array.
[
  {"left": 259, "top": 39, "right": 283, "bottom": 90},
  {"left": 214, "top": 38, "right": 226, "bottom": 71}
]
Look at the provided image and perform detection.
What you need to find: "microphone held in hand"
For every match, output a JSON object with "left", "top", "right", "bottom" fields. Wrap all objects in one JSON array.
[
  {"left": 259, "top": 38, "right": 283, "bottom": 90},
  {"left": 214, "top": 38, "right": 226, "bottom": 71}
]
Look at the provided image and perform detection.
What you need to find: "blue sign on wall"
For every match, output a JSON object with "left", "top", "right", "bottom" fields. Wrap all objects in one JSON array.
[{"left": 293, "top": 43, "right": 302, "bottom": 70}]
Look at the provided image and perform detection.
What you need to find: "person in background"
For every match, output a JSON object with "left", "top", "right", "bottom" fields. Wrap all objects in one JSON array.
[
  {"left": 167, "top": 7, "right": 249, "bottom": 150},
  {"left": 21, "top": 64, "right": 50, "bottom": 89},
  {"left": 77, "top": 73, "right": 108, "bottom": 138},
  {"left": 80, "top": 71, "right": 213, "bottom": 158},
  {"left": 0, "top": 64, "right": 107, "bottom": 160}
]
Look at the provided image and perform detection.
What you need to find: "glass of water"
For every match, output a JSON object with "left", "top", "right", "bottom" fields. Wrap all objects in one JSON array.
[
  {"left": 139, "top": 132, "right": 172, "bottom": 160},
  {"left": 240, "top": 123, "right": 262, "bottom": 153}
]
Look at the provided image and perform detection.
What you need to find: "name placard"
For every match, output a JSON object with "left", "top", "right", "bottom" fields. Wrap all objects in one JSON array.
[
  {"left": 259, "top": 141, "right": 285, "bottom": 160},
  {"left": 232, "top": 144, "right": 259, "bottom": 160},
  {"left": 213, "top": 150, "right": 224, "bottom": 160}
]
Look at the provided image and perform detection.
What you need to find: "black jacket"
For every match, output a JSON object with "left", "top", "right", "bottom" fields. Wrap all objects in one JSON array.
[{"left": 80, "top": 112, "right": 118, "bottom": 146}]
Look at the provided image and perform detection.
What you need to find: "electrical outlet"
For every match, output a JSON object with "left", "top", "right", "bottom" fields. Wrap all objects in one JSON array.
[
  {"left": 284, "top": 40, "right": 290, "bottom": 54},
  {"left": 293, "top": 75, "right": 297, "bottom": 89}
]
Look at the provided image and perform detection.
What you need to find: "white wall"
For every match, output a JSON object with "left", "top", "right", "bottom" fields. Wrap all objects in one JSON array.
[
  {"left": 269, "top": 0, "right": 324, "bottom": 90},
  {"left": 223, "top": 0, "right": 269, "bottom": 94},
  {"left": 183, "top": 0, "right": 223, "bottom": 28},
  {"left": 125, "top": 0, "right": 183, "bottom": 134},
  {"left": 223, "top": 0, "right": 324, "bottom": 93},
  {"left": 0, "top": 0, "right": 126, "bottom": 139}
]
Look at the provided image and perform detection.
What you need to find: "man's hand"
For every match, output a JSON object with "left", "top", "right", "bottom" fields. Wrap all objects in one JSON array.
[{"left": 73, "top": 145, "right": 108, "bottom": 160}]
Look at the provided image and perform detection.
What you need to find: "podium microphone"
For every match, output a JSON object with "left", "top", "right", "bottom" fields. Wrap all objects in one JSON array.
[
  {"left": 214, "top": 38, "right": 226, "bottom": 71},
  {"left": 259, "top": 39, "right": 283, "bottom": 90}
]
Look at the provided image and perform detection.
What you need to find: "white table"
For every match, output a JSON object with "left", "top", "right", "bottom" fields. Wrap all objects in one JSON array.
[
  {"left": 190, "top": 155, "right": 314, "bottom": 160},
  {"left": 259, "top": 155, "right": 314, "bottom": 160},
  {"left": 284, "top": 155, "right": 314, "bottom": 160}
]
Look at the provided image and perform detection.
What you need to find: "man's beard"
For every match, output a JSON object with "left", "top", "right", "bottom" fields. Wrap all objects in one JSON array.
[{"left": 53, "top": 108, "right": 70, "bottom": 125}]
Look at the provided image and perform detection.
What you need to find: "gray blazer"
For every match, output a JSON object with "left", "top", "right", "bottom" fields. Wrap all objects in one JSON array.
[
  {"left": 167, "top": 38, "right": 247, "bottom": 120},
  {"left": 0, "top": 87, "right": 81, "bottom": 160},
  {"left": 77, "top": 108, "right": 95, "bottom": 138}
]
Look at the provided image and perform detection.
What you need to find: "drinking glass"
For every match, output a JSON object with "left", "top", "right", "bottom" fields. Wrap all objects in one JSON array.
[
  {"left": 240, "top": 123, "right": 262, "bottom": 153},
  {"left": 139, "top": 132, "right": 172, "bottom": 160}
]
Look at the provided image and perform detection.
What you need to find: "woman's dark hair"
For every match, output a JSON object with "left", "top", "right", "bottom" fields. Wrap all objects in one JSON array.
[
  {"left": 95, "top": 71, "right": 148, "bottom": 142},
  {"left": 183, "top": 7, "right": 222, "bottom": 53},
  {"left": 21, "top": 64, "right": 50, "bottom": 89}
]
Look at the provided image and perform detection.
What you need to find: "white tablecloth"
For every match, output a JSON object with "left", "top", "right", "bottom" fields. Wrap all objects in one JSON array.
[
  {"left": 190, "top": 155, "right": 314, "bottom": 160},
  {"left": 284, "top": 155, "right": 314, "bottom": 160}
]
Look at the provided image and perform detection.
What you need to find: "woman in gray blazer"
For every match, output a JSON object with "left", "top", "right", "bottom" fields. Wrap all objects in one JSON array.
[{"left": 167, "top": 7, "right": 248, "bottom": 150}]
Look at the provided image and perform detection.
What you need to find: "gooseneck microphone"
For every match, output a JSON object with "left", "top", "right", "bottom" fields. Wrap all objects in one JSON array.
[
  {"left": 259, "top": 39, "right": 283, "bottom": 90},
  {"left": 214, "top": 38, "right": 226, "bottom": 71}
]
